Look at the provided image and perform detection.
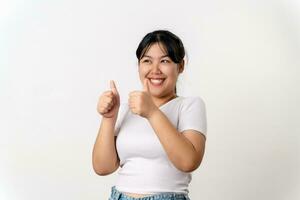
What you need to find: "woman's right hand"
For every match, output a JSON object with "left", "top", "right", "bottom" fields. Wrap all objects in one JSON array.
[{"left": 97, "top": 80, "right": 120, "bottom": 119}]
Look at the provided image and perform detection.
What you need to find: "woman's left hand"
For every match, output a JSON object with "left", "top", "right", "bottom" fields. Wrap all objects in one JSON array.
[{"left": 128, "top": 79, "right": 158, "bottom": 119}]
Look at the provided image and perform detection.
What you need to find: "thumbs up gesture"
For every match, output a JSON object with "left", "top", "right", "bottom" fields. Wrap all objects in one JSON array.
[
  {"left": 97, "top": 80, "right": 120, "bottom": 119},
  {"left": 128, "top": 78, "right": 158, "bottom": 119}
]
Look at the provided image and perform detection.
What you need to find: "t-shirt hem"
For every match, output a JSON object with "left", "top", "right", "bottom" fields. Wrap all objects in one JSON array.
[
  {"left": 179, "top": 127, "right": 207, "bottom": 138},
  {"left": 114, "top": 185, "right": 189, "bottom": 195}
]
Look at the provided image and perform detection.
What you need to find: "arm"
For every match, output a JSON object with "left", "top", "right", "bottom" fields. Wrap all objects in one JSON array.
[
  {"left": 92, "top": 117, "right": 120, "bottom": 176},
  {"left": 148, "top": 109, "right": 206, "bottom": 173}
]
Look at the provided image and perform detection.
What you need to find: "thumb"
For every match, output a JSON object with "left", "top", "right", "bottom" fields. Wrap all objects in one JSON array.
[
  {"left": 110, "top": 80, "right": 119, "bottom": 96},
  {"left": 143, "top": 78, "right": 150, "bottom": 93}
]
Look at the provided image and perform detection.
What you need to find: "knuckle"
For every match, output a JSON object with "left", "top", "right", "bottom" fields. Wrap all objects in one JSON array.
[{"left": 105, "top": 101, "right": 111, "bottom": 107}]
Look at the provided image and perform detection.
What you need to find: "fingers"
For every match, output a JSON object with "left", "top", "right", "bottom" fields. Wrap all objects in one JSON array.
[
  {"left": 98, "top": 91, "right": 115, "bottom": 114},
  {"left": 110, "top": 80, "right": 119, "bottom": 96},
  {"left": 143, "top": 78, "right": 150, "bottom": 93},
  {"left": 97, "top": 80, "right": 120, "bottom": 117}
]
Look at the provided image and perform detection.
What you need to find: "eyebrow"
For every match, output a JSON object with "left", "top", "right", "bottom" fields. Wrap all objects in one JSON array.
[{"left": 142, "top": 55, "right": 169, "bottom": 59}]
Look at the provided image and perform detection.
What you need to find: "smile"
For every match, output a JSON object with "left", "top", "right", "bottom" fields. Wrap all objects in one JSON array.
[{"left": 149, "top": 78, "right": 165, "bottom": 86}]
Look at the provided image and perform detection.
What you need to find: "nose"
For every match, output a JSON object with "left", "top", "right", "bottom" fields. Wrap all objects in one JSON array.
[{"left": 151, "top": 61, "right": 162, "bottom": 73}]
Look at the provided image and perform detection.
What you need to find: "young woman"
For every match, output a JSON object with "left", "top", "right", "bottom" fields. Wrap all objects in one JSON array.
[{"left": 93, "top": 30, "right": 207, "bottom": 200}]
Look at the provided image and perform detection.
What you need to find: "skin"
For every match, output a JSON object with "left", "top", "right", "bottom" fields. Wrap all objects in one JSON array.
[{"left": 94, "top": 42, "right": 206, "bottom": 198}]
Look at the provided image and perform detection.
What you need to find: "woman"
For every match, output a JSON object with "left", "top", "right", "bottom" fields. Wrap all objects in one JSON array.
[{"left": 93, "top": 30, "right": 207, "bottom": 200}]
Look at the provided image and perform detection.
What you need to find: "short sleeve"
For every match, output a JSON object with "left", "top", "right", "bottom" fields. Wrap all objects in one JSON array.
[
  {"left": 114, "top": 102, "right": 129, "bottom": 136},
  {"left": 178, "top": 96, "right": 207, "bottom": 138}
]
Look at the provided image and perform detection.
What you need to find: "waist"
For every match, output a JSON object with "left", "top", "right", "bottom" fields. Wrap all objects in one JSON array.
[
  {"left": 110, "top": 186, "right": 189, "bottom": 200},
  {"left": 122, "top": 192, "right": 154, "bottom": 198},
  {"left": 115, "top": 170, "right": 191, "bottom": 195}
]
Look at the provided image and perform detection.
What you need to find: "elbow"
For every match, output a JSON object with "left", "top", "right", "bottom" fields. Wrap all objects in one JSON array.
[
  {"left": 180, "top": 162, "right": 199, "bottom": 173},
  {"left": 180, "top": 156, "right": 203, "bottom": 173},
  {"left": 181, "top": 148, "right": 206, "bottom": 173},
  {"left": 92, "top": 160, "right": 119, "bottom": 176},
  {"left": 93, "top": 166, "right": 111, "bottom": 176}
]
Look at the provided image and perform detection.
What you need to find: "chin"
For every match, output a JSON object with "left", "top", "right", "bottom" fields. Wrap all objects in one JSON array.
[{"left": 151, "top": 91, "right": 169, "bottom": 98}]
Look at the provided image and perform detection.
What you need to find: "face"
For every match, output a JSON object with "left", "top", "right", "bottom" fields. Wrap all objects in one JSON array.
[{"left": 138, "top": 42, "right": 184, "bottom": 98}]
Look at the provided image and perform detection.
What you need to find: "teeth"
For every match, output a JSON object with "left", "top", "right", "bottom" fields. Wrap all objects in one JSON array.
[
  {"left": 150, "top": 78, "right": 164, "bottom": 85},
  {"left": 151, "top": 79, "right": 163, "bottom": 83}
]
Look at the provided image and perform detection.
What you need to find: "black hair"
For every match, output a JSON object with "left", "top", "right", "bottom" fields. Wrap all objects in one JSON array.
[{"left": 136, "top": 30, "right": 185, "bottom": 94}]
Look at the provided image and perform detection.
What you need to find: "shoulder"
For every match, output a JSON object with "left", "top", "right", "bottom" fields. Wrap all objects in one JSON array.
[
  {"left": 179, "top": 96, "right": 206, "bottom": 109},
  {"left": 177, "top": 96, "right": 207, "bottom": 135}
]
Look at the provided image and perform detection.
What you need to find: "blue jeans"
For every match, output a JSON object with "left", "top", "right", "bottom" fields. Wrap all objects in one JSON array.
[{"left": 108, "top": 186, "right": 190, "bottom": 200}]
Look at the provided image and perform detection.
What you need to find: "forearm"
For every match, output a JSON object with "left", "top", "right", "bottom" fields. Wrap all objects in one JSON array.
[
  {"left": 92, "top": 117, "right": 119, "bottom": 175},
  {"left": 147, "top": 109, "right": 197, "bottom": 172}
]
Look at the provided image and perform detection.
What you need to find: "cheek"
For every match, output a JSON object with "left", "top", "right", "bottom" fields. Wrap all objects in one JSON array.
[
  {"left": 162, "top": 66, "right": 178, "bottom": 77},
  {"left": 138, "top": 67, "right": 147, "bottom": 76}
]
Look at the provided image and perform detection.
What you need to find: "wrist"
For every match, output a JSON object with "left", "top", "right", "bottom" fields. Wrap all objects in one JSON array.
[
  {"left": 102, "top": 113, "right": 118, "bottom": 123},
  {"left": 147, "top": 107, "right": 160, "bottom": 120}
]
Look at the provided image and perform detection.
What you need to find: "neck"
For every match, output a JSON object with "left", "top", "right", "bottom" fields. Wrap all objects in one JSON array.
[{"left": 151, "top": 93, "right": 178, "bottom": 108}]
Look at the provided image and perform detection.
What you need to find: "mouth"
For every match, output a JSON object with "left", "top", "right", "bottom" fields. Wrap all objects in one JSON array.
[{"left": 148, "top": 78, "right": 166, "bottom": 87}]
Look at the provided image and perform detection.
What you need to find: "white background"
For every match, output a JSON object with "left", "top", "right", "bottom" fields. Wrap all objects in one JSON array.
[{"left": 0, "top": 0, "right": 299, "bottom": 199}]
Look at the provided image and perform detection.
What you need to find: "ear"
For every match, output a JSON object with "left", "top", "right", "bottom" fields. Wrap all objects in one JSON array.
[{"left": 178, "top": 60, "right": 185, "bottom": 73}]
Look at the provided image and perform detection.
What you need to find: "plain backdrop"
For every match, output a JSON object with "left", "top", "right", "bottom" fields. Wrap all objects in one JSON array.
[{"left": 0, "top": 0, "right": 299, "bottom": 200}]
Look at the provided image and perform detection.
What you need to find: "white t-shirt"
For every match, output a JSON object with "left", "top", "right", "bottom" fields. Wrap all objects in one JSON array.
[{"left": 113, "top": 96, "right": 207, "bottom": 195}]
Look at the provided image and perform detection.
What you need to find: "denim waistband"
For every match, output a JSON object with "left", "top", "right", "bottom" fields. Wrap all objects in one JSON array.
[{"left": 109, "top": 186, "right": 189, "bottom": 200}]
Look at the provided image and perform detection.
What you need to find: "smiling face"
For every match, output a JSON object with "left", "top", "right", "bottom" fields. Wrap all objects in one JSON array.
[{"left": 138, "top": 42, "right": 184, "bottom": 98}]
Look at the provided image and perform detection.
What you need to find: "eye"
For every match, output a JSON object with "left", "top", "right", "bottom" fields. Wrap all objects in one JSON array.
[
  {"left": 142, "top": 59, "right": 150, "bottom": 63},
  {"left": 161, "top": 59, "right": 170, "bottom": 63}
]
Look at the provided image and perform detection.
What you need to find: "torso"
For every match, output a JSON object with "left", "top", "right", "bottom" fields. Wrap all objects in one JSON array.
[{"left": 118, "top": 94, "right": 182, "bottom": 199}]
